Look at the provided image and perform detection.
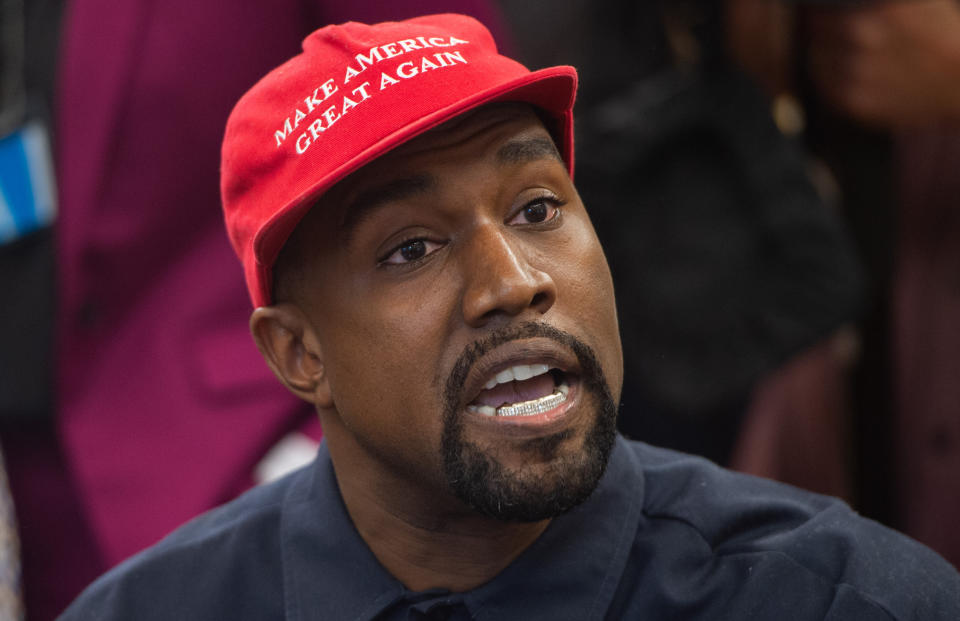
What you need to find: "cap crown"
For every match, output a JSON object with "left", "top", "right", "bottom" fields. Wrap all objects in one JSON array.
[{"left": 221, "top": 14, "right": 576, "bottom": 306}]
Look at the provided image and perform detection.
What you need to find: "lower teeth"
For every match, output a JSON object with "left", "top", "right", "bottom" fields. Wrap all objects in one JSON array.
[
  {"left": 491, "top": 383, "right": 569, "bottom": 417},
  {"left": 467, "top": 383, "right": 571, "bottom": 418},
  {"left": 496, "top": 391, "right": 565, "bottom": 417}
]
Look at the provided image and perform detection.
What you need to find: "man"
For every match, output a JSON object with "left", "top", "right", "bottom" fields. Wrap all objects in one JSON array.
[{"left": 60, "top": 14, "right": 959, "bottom": 620}]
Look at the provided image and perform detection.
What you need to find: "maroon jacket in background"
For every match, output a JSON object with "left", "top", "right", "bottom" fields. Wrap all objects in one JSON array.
[
  {"left": 35, "top": 0, "right": 507, "bottom": 617},
  {"left": 894, "top": 128, "right": 960, "bottom": 569}
]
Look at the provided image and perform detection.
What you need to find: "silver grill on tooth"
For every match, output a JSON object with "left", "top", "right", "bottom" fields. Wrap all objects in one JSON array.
[{"left": 495, "top": 391, "right": 565, "bottom": 417}]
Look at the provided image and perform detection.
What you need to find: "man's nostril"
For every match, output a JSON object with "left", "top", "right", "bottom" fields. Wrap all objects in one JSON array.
[{"left": 530, "top": 291, "right": 551, "bottom": 310}]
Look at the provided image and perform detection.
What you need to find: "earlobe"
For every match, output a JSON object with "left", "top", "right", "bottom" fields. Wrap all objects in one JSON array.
[{"left": 250, "top": 305, "right": 334, "bottom": 408}]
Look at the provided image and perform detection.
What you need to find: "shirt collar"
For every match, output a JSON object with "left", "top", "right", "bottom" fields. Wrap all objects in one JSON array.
[{"left": 281, "top": 436, "right": 644, "bottom": 621}]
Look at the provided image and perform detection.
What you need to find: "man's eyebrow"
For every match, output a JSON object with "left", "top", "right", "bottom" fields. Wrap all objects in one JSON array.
[
  {"left": 495, "top": 136, "right": 563, "bottom": 166},
  {"left": 339, "top": 173, "right": 436, "bottom": 239}
]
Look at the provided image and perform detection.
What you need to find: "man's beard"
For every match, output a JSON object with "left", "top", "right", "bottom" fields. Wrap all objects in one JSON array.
[{"left": 441, "top": 322, "right": 618, "bottom": 522}]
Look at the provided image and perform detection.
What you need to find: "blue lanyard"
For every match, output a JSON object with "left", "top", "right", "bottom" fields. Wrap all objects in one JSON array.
[
  {"left": 0, "top": 0, "right": 57, "bottom": 244},
  {"left": 0, "top": 121, "right": 56, "bottom": 243}
]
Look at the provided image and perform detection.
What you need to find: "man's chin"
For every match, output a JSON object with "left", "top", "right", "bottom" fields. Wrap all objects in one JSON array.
[{"left": 442, "top": 405, "right": 618, "bottom": 522}]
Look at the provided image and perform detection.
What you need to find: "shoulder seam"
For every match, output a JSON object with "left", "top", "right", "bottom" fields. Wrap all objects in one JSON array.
[
  {"left": 640, "top": 510, "right": 899, "bottom": 620},
  {"left": 723, "top": 548, "right": 899, "bottom": 620}
]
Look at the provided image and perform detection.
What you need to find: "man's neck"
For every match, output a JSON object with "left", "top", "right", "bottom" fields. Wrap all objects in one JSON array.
[
  {"left": 345, "top": 483, "right": 550, "bottom": 592},
  {"left": 325, "top": 429, "right": 550, "bottom": 592}
]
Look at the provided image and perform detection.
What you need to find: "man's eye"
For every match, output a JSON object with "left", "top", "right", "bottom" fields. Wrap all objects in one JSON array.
[
  {"left": 380, "top": 238, "right": 442, "bottom": 265},
  {"left": 508, "top": 197, "right": 560, "bottom": 225}
]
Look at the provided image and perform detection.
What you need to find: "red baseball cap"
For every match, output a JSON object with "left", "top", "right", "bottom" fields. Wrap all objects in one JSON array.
[{"left": 221, "top": 13, "right": 578, "bottom": 307}]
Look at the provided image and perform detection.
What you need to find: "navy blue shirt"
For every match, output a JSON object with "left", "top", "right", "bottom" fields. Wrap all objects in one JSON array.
[{"left": 60, "top": 436, "right": 960, "bottom": 620}]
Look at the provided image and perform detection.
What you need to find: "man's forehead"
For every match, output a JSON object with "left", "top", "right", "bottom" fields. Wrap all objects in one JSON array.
[
  {"left": 312, "top": 104, "right": 562, "bottom": 234},
  {"left": 380, "top": 102, "right": 557, "bottom": 161}
]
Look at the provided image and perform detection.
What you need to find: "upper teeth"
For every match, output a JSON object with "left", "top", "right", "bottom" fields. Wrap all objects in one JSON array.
[{"left": 484, "top": 363, "right": 551, "bottom": 390}]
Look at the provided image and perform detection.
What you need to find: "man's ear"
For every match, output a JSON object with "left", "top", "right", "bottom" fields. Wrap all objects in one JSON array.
[{"left": 250, "top": 304, "right": 333, "bottom": 408}]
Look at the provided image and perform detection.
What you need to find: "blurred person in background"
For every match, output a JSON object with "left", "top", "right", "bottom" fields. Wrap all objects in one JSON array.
[
  {"left": 728, "top": 0, "right": 960, "bottom": 568},
  {"left": 805, "top": 0, "right": 960, "bottom": 567},
  {"left": 0, "top": 1, "right": 506, "bottom": 619}
]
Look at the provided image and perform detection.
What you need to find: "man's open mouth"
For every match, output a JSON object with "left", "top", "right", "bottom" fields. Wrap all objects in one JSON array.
[{"left": 466, "top": 364, "right": 571, "bottom": 418}]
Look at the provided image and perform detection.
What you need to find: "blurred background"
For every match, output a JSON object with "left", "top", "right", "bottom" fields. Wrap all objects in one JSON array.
[{"left": 1, "top": 0, "right": 958, "bottom": 618}]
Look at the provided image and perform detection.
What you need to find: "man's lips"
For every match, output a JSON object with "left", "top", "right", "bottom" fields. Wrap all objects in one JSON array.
[{"left": 458, "top": 338, "right": 581, "bottom": 418}]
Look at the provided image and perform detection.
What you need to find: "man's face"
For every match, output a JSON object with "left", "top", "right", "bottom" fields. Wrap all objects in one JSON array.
[{"left": 289, "top": 104, "right": 623, "bottom": 521}]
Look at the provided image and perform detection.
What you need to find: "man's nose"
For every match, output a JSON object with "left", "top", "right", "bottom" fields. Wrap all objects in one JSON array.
[{"left": 460, "top": 225, "right": 557, "bottom": 327}]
